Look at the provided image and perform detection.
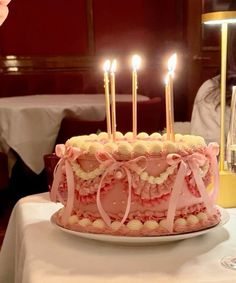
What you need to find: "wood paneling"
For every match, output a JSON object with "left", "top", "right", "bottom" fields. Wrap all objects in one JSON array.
[
  {"left": 0, "top": 0, "right": 190, "bottom": 120},
  {"left": 0, "top": 0, "right": 88, "bottom": 55}
]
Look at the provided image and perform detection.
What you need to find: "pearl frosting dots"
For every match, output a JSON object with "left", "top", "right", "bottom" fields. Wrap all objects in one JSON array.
[
  {"left": 52, "top": 131, "right": 220, "bottom": 237},
  {"left": 127, "top": 219, "right": 143, "bottom": 231},
  {"left": 66, "top": 132, "right": 210, "bottom": 157},
  {"left": 143, "top": 220, "right": 159, "bottom": 230}
]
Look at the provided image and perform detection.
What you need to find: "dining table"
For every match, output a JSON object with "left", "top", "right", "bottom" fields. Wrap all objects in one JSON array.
[
  {"left": 0, "top": 94, "right": 149, "bottom": 174},
  {"left": 0, "top": 192, "right": 236, "bottom": 283}
]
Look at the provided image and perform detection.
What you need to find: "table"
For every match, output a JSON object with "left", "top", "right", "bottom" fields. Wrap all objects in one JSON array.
[
  {"left": 0, "top": 192, "right": 236, "bottom": 283},
  {"left": 0, "top": 94, "right": 148, "bottom": 174}
]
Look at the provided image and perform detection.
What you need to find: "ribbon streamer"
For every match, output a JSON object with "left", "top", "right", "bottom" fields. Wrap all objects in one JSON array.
[
  {"left": 165, "top": 145, "right": 219, "bottom": 232},
  {"left": 51, "top": 144, "right": 82, "bottom": 224},
  {"left": 95, "top": 151, "right": 147, "bottom": 228}
]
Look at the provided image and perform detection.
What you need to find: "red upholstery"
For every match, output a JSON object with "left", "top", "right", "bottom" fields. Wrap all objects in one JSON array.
[
  {"left": 116, "top": 97, "right": 165, "bottom": 134},
  {"left": 0, "top": 152, "right": 9, "bottom": 190},
  {"left": 43, "top": 153, "right": 59, "bottom": 191},
  {"left": 56, "top": 96, "right": 164, "bottom": 144},
  {"left": 56, "top": 119, "right": 107, "bottom": 144}
]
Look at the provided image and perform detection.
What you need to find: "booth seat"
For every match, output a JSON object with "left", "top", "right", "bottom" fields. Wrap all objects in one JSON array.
[
  {"left": 55, "top": 96, "right": 165, "bottom": 144},
  {"left": 0, "top": 152, "right": 9, "bottom": 191}
]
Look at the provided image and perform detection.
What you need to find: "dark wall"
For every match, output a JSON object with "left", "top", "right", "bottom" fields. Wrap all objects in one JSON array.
[{"left": 0, "top": 0, "right": 188, "bottom": 121}]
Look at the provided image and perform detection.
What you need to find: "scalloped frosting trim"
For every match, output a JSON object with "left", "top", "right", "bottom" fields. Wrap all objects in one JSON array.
[
  {"left": 67, "top": 132, "right": 206, "bottom": 156},
  {"left": 56, "top": 208, "right": 220, "bottom": 236},
  {"left": 71, "top": 158, "right": 178, "bottom": 185},
  {"left": 71, "top": 158, "right": 208, "bottom": 185}
]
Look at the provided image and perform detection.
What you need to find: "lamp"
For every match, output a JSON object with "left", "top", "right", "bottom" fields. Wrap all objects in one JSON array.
[{"left": 202, "top": 11, "right": 236, "bottom": 207}]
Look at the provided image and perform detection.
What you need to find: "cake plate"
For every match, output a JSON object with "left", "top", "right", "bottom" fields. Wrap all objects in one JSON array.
[{"left": 50, "top": 207, "right": 229, "bottom": 245}]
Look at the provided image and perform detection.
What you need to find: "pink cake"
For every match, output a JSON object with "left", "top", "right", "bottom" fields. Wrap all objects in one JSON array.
[{"left": 50, "top": 131, "right": 220, "bottom": 236}]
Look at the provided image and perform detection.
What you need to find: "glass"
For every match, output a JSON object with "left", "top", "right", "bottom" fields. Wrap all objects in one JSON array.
[
  {"left": 221, "top": 86, "right": 236, "bottom": 271},
  {"left": 227, "top": 86, "right": 236, "bottom": 173},
  {"left": 221, "top": 256, "right": 236, "bottom": 270}
]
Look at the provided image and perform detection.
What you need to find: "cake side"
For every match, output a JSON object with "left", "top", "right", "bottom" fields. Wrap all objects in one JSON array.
[{"left": 50, "top": 132, "right": 220, "bottom": 236}]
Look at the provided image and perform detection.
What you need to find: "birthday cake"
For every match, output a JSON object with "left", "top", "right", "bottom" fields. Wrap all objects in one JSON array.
[{"left": 50, "top": 131, "right": 221, "bottom": 236}]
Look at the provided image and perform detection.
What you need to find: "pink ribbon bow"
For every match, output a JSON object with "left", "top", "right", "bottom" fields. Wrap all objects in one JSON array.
[
  {"left": 51, "top": 144, "right": 82, "bottom": 224},
  {"left": 165, "top": 147, "right": 218, "bottom": 232},
  {"left": 206, "top": 142, "right": 220, "bottom": 203},
  {"left": 95, "top": 151, "right": 147, "bottom": 228},
  {"left": 0, "top": 0, "right": 11, "bottom": 26}
]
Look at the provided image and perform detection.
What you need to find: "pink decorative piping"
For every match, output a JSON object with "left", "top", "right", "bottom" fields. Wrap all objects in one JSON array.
[
  {"left": 207, "top": 142, "right": 220, "bottom": 202},
  {"left": 95, "top": 151, "right": 147, "bottom": 228},
  {"left": 165, "top": 144, "right": 219, "bottom": 232},
  {"left": 51, "top": 144, "right": 82, "bottom": 224}
]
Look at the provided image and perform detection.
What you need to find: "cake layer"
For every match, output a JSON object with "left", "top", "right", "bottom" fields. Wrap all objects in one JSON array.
[{"left": 51, "top": 132, "right": 220, "bottom": 236}]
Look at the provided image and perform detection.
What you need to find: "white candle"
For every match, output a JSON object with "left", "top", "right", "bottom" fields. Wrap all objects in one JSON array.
[
  {"left": 110, "top": 59, "right": 117, "bottom": 141},
  {"left": 167, "top": 53, "right": 177, "bottom": 141},
  {"left": 164, "top": 74, "right": 171, "bottom": 140},
  {"left": 103, "top": 60, "right": 111, "bottom": 139},
  {"left": 132, "top": 54, "right": 141, "bottom": 139}
]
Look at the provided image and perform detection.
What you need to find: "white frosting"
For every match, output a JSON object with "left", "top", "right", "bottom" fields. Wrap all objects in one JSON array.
[
  {"left": 159, "top": 219, "right": 169, "bottom": 230},
  {"left": 174, "top": 218, "right": 187, "bottom": 227},
  {"left": 117, "top": 141, "right": 133, "bottom": 155},
  {"left": 98, "top": 132, "right": 109, "bottom": 140},
  {"left": 92, "top": 219, "right": 106, "bottom": 229},
  {"left": 68, "top": 215, "right": 79, "bottom": 225},
  {"left": 150, "top": 133, "right": 162, "bottom": 139},
  {"left": 104, "top": 142, "right": 118, "bottom": 154},
  {"left": 66, "top": 132, "right": 209, "bottom": 183},
  {"left": 78, "top": 218, "right": 92, "bottom": 227},
  {"left": 187, "top": 215, "right": 199, "bottom": 225},
  {"left": 111, "top": 221, "right": 121, "bottom": 231},
  {"left": 67, "top": 132, "right": 207, "bottom": 155},
  {"left": 133, "top": 141, "right": 148, "bottom": 155},
  {"left": 143, "top": 220, "right": 159, "bottom": 230},
  {"left": 137, "top": 132, "right": 149, "bottom": 139},
  {"left": 149, "top": 141, "right": 163, "bottom": 154},
  {"left": 197, "top": 212, "right": 208, "bottom": 221},
  {"left": 124, "top": 131, "right": 134, "bottom": 140},
  {"left": 127, "top": 219, "right": 143, "bottom": 231},
  {"left": 75, "top": 213, "right": 209, "bottom": 232}
]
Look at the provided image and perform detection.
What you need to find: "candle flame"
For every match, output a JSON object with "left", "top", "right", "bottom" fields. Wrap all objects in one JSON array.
[
  {"left": 103, "top": 60, "right": 111, "bottom": 72},
  {"left": 167, "top": 53, "right": 177, "bottom": 74},
  {"left": 132, "top": 54, "right": 141, "bottom": 70},
  {"left": 110, "top": 59, "right": 117, "bottom": 73}
]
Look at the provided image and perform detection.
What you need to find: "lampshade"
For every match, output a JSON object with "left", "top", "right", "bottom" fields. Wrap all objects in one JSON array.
[{"left": 202, "top": 11, "right": 236, "bottom": 25}]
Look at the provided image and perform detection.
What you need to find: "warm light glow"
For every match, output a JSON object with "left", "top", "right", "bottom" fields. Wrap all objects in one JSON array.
[
  {"left": 7, "top": 67, "right": 18, "bottom": 72},
  {"left": 6, "top": 55, "right": 16, "bottom": 60},
  {"left": 204, "top": 19, "right": 236, "bottom": 25},
  {"left": 164, "top": 74, "right": 169, "bottom": 85},
  {"left": 103, "top": 59, "right": 111, "bottom": 72},
  {"left": 167, "top": 53, "right": 177, "bottom": 74},
  {"left": 132, "top": 54, "right": 141, "bottom": 71},
  {"left": 110, "top": 59, "right": 117, "bottom": 73},
  {"left": 202, "top": 11, "right": 236, "bottom": 25}
]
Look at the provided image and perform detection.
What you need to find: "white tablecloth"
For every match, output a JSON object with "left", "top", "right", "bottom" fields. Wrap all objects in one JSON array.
[
  {"left": 0, "top": 94, "right": 148, "bottom": 174},
  {"left": 0, "top": 192, "right": 236, "bottom": 283}
]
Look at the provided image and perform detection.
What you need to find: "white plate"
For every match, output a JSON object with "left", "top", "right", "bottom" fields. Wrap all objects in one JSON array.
[{"left": 50, "top": 207, "right": 229, "bottom": 245}]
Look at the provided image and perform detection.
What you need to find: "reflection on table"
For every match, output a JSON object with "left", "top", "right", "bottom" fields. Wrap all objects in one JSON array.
[
  {"left": 0, "top": 94, "right": 149, "bottom": 174},
  {"left": 0, "top": 192, "right": 235, "bottom": 283}
]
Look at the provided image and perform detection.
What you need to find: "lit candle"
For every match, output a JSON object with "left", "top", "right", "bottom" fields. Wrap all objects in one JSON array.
[
  {"left": 132, "top": 54, "right": 141, "bottom": 139},
  {"left": 164, "top": 75, "right": 171, "bottom": 140},
  {"left": 110, "top": 59, "right": 117, "bottom": 141},
  {"left": 103, "top": 60, "right": 111, "bottom": 139},
  {"left": 166, "top": 53, "right": 177, "bottom": 141}
]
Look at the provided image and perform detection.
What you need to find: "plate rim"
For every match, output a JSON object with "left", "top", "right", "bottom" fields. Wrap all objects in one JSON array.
[{"left": 50, "top": 206, "right": 229, "bottom": 244}]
